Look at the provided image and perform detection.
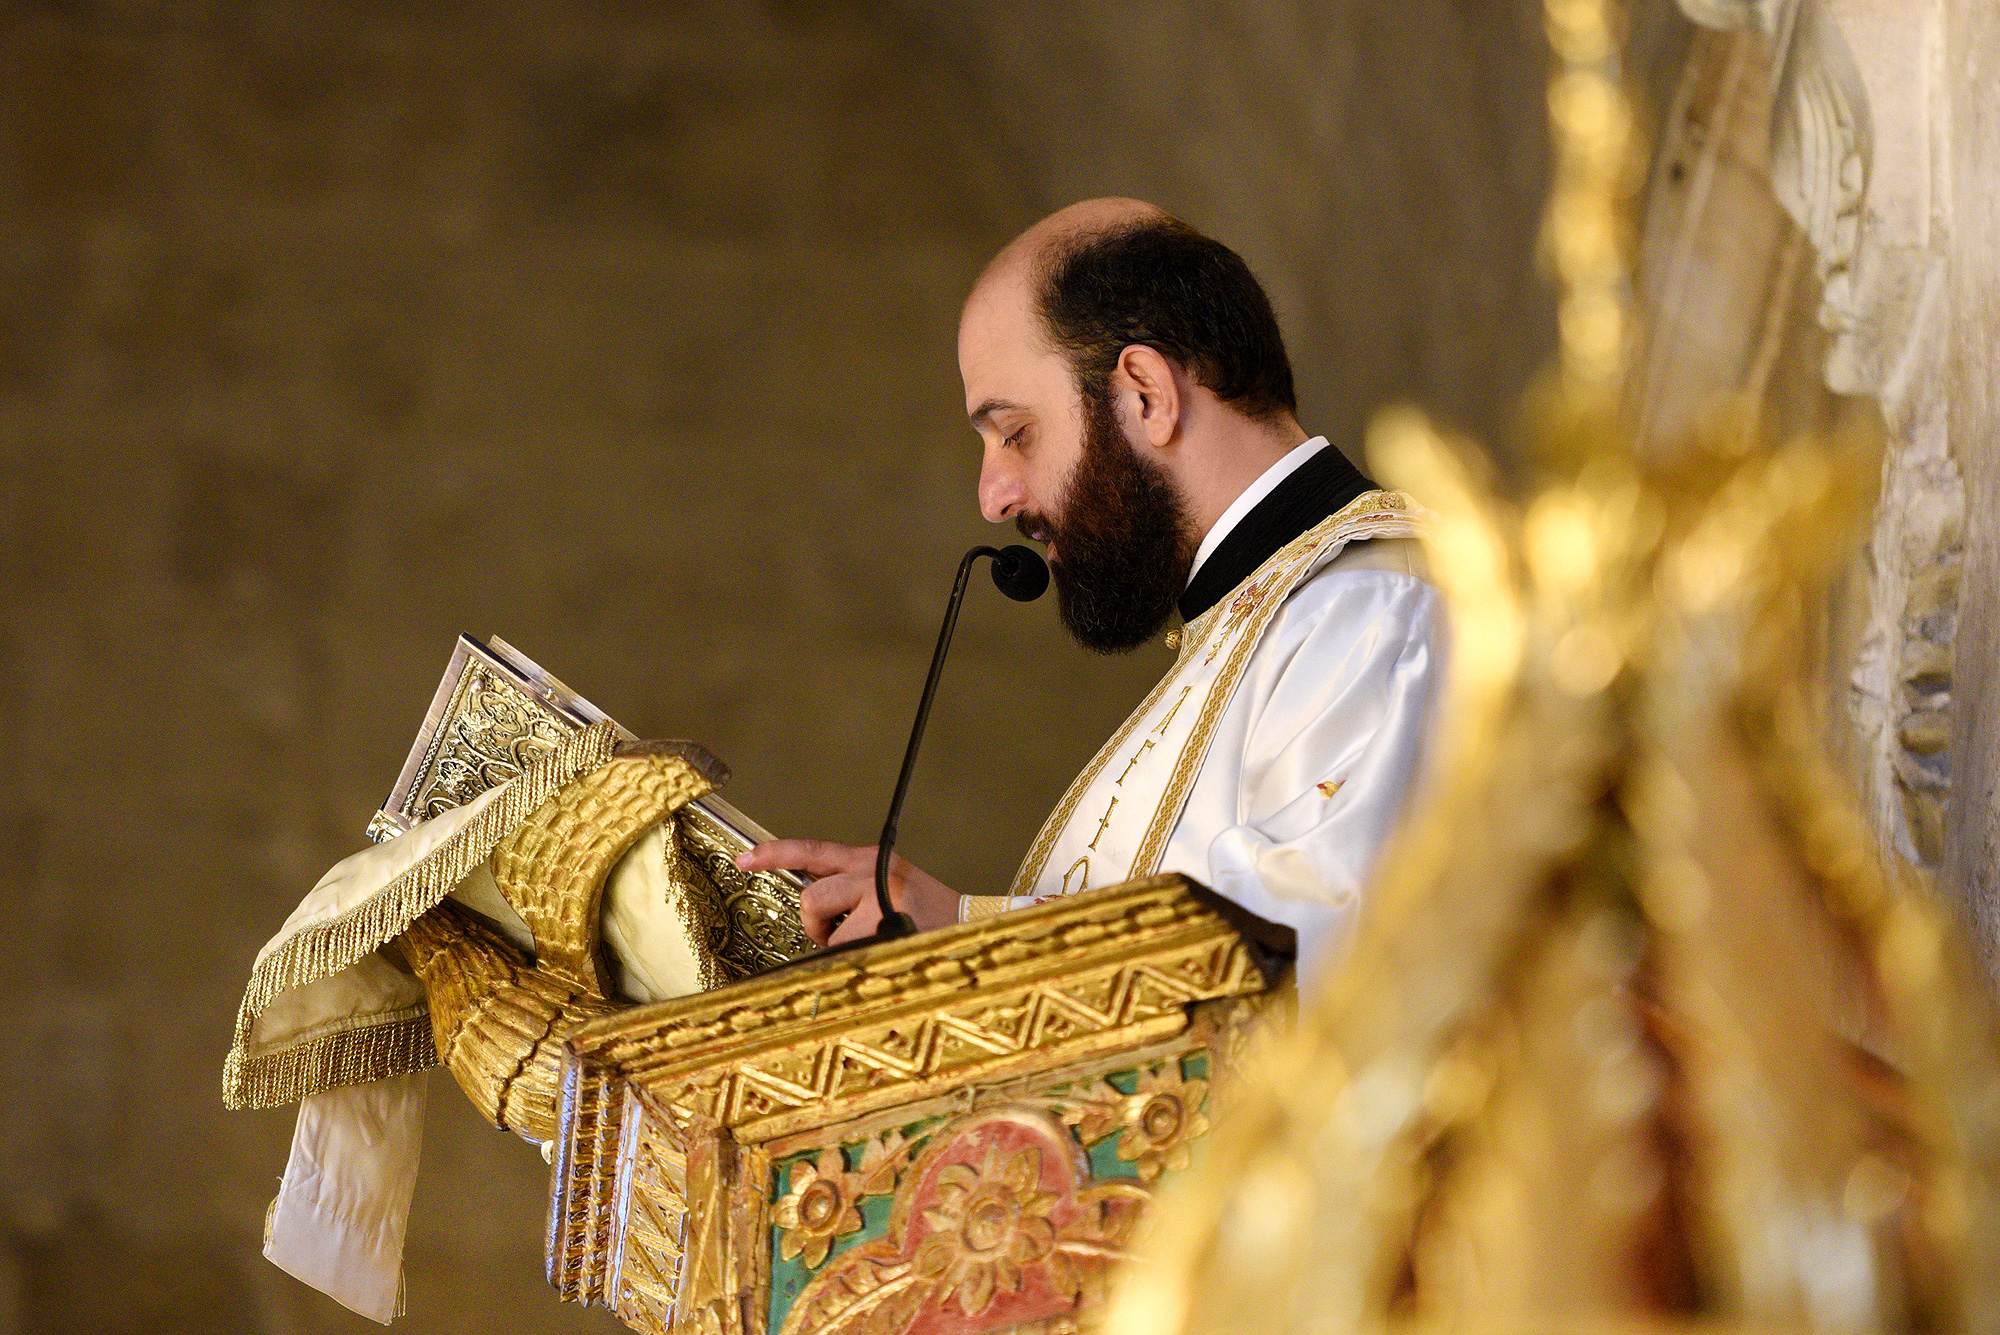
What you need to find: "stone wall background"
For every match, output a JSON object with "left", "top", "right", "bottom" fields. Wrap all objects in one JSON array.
[{"left": 0, "top": 1, "right": 1677, "bottom": 1330}]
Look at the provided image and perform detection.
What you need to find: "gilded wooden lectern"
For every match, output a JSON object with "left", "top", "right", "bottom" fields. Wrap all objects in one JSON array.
[
  {"left": 308, "top": 635, "right": 1289, "bottom": 1334},
  {"left": 542, "top": 874, "right": 1288, "bottom": 1335}
]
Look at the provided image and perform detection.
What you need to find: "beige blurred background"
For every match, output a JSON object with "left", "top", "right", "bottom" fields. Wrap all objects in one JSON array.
[{"left": 0, "top": 1, "right": 1687, "bottom": 1329}]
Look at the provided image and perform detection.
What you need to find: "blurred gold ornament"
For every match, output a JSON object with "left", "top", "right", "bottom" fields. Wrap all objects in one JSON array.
[{"left": 1106, "top": 0, "right": 2000, "bottom": 1332}]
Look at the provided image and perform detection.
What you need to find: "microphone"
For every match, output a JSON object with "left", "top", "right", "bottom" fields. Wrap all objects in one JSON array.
[
  {"left": 989, "top": 544, "right": 1051, "bottom": 603},
  {"left": 870, "top": 544, "right": 1049, "bottom": 940}
]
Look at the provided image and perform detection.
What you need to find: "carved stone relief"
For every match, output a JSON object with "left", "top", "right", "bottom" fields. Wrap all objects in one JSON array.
[{"left": 1661, "top": 0, "right": 1969, "bottom": 890}]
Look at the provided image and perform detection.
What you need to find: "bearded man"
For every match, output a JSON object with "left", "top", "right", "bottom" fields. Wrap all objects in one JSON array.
[
  {"left": 739, "top": 199, "right": 1444, "bottom": 977},
  {"left": 226, "top": 197, "right": 1446, "bottom": 1323}
]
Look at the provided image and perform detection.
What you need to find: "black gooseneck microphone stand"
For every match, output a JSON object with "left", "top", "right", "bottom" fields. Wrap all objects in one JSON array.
[{"left": 869, "top": 544, "right": 1048, "bottom": 940}]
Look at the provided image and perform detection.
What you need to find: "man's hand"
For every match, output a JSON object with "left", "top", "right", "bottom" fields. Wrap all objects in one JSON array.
[{"left": 735, "top": 840, "right": 962, "bottom": 947}]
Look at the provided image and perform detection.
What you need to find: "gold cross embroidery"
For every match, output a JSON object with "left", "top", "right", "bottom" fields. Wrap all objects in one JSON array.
[
  {"left": 1152, "top": 685, "right": 1194, "bottom": 735},
  {"left": 1116, "top": 739, "right": 1157, "bottom": 786},
  {"left": 1087, "top": 796, "right": 1119, "bottom": 850}
]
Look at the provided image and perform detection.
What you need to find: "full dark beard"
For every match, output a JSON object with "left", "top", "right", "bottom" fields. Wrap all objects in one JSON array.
[{"left": 1020, "top": 382, "right": 1194, "bottom": 653}]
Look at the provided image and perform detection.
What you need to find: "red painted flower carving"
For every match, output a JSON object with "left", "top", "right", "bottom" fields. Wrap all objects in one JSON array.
[{"left": 910, "top": 1144, "right": 1060, "bottom": 1316}]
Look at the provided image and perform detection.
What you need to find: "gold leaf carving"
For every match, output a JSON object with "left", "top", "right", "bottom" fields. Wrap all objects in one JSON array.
[
  {"left": 545, "top": 878, "right": 1284, "bottom": 1332},
  {"left": 562, "top": 877, "right": 1274, "bottom": 1142},
  {"left": 779, "top": 1110, "right": 1150, "bottom": 1335},
  {"left": 1112, "top": 1066, "right": 1209, "bottom": 1182},
  {"left": 491, "top": 745, "right": 721, "bottom": 995},
  {"left": 912, "top": 1144, "right": 1061, "bottom": 1316},
  {"left": 774, "top": 1147, "right": 867, "bottom": 1268},
  {"left": 396, "top": 901, "right": 618, "bottom": 1142}
]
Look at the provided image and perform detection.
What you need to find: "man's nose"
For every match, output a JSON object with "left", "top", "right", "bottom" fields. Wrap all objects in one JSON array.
[{"left": 978, "top": 446, "right": 1028, "bottom": 524}]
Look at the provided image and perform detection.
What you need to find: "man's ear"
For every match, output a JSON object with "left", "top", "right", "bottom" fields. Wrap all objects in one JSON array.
[{"left": 1112, "top": 345, "right": 1182, "bottom": 450}]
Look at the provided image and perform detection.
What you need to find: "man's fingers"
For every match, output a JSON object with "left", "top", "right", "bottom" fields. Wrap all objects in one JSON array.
[
  {"left": 737, "top": 838, "right": 875, "bottom": 878},
  {"left": 738, "top": 840, "right": 945, "bottom": 945},
  {"left": 798, "top": 874, "right": 870, "bottom": 946},
  {"left": 826, "top": 901, "right": 884, "bottom": 947}
]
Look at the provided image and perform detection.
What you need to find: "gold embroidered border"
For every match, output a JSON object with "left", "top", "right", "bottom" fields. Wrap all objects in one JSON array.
[
  {"left": 1006, "top": 634, "right": 1195, "bottom": 897},
  {"left": 961, "top": 893, "right": 1012, "bottom": 921},
  {"left": 1132, "top": 492, "right": 1424, "bottom": 876},
  {"left": 222, "top": 722, "right": 619, "bottom": 1110}
]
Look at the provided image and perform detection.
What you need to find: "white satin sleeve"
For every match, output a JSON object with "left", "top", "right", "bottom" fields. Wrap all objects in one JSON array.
[{"left": 1204, "top": 568, "right": 1444, "bottom": 985}]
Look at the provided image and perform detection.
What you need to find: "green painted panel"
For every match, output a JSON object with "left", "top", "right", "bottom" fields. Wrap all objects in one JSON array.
[{"left": 765, "top": 1116, "right": 944, "bottom": 1334}]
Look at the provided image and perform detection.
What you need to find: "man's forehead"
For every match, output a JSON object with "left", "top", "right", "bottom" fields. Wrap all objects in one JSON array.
[
  {"left": 958, "top": 270, "right": 1050, "bottom": 414},
  {"left": 959, "top": 261, "right": 1034, "bottom": 343}
]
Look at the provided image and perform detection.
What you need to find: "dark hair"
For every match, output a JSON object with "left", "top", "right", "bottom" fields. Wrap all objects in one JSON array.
[{"left": 1035, "top": 216, "right": 1297, "bottom": 421}]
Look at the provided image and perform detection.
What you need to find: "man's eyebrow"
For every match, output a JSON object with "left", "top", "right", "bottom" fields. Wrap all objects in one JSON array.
[{"left": 968, "top": 398, "right": 1027, "bottom": 428}]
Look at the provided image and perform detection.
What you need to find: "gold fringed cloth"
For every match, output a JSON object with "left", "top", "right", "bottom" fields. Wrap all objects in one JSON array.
[
  {"left": 223, "top": 723, "right": 619, "bottom": 1111},
  {"left": 223, "top": 723, "right": 624, "bottom": 1325}
]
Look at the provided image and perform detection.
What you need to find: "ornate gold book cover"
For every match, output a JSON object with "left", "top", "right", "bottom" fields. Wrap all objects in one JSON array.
[{"left": 371, "top": 634, "right": 812, "bottom": 976}]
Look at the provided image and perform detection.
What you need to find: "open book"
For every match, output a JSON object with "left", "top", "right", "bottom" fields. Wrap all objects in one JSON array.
[{"left": 370, "top": 634, "right": 812, "bottom": 978}]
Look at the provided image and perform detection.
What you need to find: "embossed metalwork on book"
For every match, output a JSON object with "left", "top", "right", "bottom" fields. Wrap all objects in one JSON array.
[{"left": 371, "top": 634, "right": 811, "bottom": 978}]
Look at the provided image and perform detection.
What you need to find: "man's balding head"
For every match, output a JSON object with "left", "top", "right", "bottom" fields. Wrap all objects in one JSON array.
[
  {"left": 960, "top": 199, "right": 1297, "bottom": 426},
  {"left": 969, "top": 197, "right": 1169, "bottom": 305}
]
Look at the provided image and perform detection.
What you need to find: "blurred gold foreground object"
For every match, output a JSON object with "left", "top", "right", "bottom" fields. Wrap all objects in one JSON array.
[{"left": 1105, "top": 0, "right": 2000, "bottom": 1332}]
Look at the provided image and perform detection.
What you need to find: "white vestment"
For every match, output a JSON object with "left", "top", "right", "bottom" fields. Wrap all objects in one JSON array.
[
  {"left": 970, "top": 438, "right": 1444, "bottom": 985},
  {"left": 1163, "top": 533, "right": 1438, "bottom": 976}
]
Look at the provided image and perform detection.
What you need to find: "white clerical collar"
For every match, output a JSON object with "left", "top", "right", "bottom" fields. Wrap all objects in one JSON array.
[{"left": 1187, "top": 436, "right": 1332, "bottom": 586}]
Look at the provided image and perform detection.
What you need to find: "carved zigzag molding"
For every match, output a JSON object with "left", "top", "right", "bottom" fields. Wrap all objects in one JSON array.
[{"left": 703, "top": 942, "right": 1258, "bottom": 1125}]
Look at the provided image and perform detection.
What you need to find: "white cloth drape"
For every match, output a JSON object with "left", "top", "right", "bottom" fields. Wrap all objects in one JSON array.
[
  {"left": 265, "top": 1072, "right": 429, "bottom": 1324},
  {"left": 252, "top": 816, "right": 707, "bottom": 1322}
]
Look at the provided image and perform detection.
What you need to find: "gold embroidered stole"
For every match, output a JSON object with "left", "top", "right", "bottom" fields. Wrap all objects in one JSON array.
[{"left": 1005, "top": 489, "right": 1423, "bottom": 902}]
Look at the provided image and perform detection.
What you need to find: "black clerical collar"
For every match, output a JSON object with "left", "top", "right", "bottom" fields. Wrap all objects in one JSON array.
[{"left": 1178, "top": 442, "right": 1377, "bottom": 623}]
